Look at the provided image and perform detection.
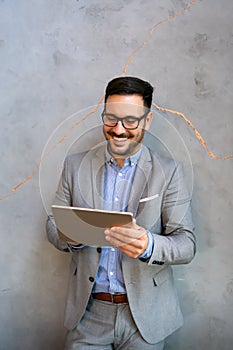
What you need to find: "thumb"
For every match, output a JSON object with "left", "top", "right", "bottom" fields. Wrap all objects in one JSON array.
[{"left": 132, "top": 217, "right": 139, "bottom": 228}]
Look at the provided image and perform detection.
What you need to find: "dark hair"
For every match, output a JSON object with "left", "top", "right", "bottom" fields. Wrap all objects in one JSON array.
[{"left": 105, "top": 76, "right": 154, "bottom": 109}]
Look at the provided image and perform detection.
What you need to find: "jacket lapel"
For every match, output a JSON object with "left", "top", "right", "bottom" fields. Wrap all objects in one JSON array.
[
  {"left": 91, "top": 144, "right": 106, "bottom": 209},
  {"left": 127, "top": 146, "right": 152, "bottom": 216}
]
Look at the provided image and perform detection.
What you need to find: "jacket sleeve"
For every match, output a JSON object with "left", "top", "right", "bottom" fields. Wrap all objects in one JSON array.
[
  {"left": 46, "top": 158, "right": 72, "bottom": 252},
  {"left": 148, "top": 162, "right": 196, "bottom": 266}
]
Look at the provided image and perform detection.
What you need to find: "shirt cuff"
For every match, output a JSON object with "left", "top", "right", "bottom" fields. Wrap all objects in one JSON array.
[
  {"left": 139, "top": 230, "right": 154, "bottom": 259},
  {"left": 67, "top": 243, "right": 85, "bottom": 252}
]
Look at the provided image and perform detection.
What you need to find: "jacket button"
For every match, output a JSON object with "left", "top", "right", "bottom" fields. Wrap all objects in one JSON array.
[
  {"left": 89, "top": 276, "right": 94, "bottom": 283},
  {"left": 97, "top": 247, "right": 102, "bottom": 253}
]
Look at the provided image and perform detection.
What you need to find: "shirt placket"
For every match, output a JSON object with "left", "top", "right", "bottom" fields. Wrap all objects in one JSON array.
[
  {"left": 108, "top": 247, "right": 118, "bottom": 293},
  {"left": 108, "top": 165, "right": 128, "bottom": 293},
  {"left": 112, "top": 167, "right": 126, "bottom": 211}
]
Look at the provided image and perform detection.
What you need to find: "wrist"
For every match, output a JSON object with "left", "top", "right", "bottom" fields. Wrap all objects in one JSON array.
[{"left": 139, "top": 230, "right": 154, "bottom": 260}]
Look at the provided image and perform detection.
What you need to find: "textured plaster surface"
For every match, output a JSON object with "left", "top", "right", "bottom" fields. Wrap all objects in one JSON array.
[{"left": 0, "top": 1, "right": 233, "bottom": 349}]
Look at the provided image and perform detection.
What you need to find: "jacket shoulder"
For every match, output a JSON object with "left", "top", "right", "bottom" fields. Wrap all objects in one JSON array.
[
  {"left": 65, "top": 144, "right": 105, "bottom": 167},
  {"left": 145, "top": 147, "right": 178, "bottom": 174}
]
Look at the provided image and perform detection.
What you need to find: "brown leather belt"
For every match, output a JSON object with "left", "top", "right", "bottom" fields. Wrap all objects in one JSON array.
[{"left": 92, "top": 292, "right": 128, "bottom": 304}]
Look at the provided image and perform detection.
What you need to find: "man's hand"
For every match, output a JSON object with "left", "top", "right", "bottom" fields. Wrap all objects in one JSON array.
[{"left": 104, "top": 219, "right": 149, "bottom": 259}]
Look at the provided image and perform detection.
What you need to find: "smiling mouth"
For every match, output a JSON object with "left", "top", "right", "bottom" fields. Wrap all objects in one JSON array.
[{"left": 113, "top": 136, "right": 128, "bottom": 142}]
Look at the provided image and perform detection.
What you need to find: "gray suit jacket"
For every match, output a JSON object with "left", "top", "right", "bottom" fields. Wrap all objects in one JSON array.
[{"left": 46, "top": 144, "right": 196, "bottom": 344}]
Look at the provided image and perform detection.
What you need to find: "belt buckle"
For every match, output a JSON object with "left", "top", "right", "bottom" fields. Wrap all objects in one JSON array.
[{"left": 111, "top": 293, "right": 127, "bottom": 304}]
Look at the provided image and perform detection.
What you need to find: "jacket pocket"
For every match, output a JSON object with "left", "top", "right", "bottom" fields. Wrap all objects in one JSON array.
[
  {"left": 153, "top": 267, "right": 172, "bottom": 287},
  {"left": 137, "top": 194, "right": 162, "bottom": 229}
]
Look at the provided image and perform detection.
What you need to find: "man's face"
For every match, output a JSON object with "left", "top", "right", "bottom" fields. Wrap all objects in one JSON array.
[{"left": 103, "top": 94, "right": 152, "bottom": 164}]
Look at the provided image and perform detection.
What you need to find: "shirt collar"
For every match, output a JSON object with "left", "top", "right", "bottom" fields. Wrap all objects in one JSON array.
[{"left": 105, "top": 145, "right": 142, "bottom": 167}]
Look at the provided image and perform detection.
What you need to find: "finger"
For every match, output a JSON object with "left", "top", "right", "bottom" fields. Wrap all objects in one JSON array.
[
  {"left": 105, "top": 234, "right": 143, "bottom": 249},
  {"left": 105, "top": 231, "right": 144, "bottom": 246},
  {"left": 67, "top": 241, "right": 80, "bottom": 245},
  {"left": 122, "top": 217, "right": 138, "bottom": 229},
  {"left": 105, "top": 235, "right": 148, "bottom": 259},
  {"left": 105, "top": 228, "right": 147, "bottom": 246},
  {"left": 106, "top": 226, "right": 144, "bottom": 239}
]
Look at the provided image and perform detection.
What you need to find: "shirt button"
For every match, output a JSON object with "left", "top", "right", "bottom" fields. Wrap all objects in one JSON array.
[
  {"left": 118, "top": 173, "right": 122, "bottom": 177},
  {"left": 115, "top": 197, "right": 119, "bottom": 202},
  {"left": 89, "top": 276, "right": 95, "bottom": 282},
  {"left": 110, "top": 272, "right": 114, "bottom": 276},
  {"left": 111, "top": 248, "right": 115, "bottom": 252}
]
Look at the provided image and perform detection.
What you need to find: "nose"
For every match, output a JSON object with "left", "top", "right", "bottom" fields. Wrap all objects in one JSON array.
[{"left": 111, "top": 120, "right": 126, "bottom": 134}]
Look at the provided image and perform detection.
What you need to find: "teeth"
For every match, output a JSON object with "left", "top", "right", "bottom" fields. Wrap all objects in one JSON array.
[{"left": 113, "top": 137, "right": 128, "bottom": 141}]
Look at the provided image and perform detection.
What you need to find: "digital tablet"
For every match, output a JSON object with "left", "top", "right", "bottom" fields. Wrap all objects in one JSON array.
[{"left": 51, "top": 205, "right": 133, "bottom": 247}]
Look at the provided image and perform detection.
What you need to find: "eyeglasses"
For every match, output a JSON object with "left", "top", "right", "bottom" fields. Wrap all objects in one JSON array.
[{"left": 101, "top": 111, "right": 149, "bottom": 130}]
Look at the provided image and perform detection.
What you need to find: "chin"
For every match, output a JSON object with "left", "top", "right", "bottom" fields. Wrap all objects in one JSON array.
[
  {"left": 109, "top": 147, "right": 130, "bottom": 157},
  {"left": 111, "top": 145, "right": 140, "bottom": 158}
]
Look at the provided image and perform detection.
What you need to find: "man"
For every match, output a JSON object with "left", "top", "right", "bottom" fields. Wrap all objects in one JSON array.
[{"left": 46, "top": 76, "right": 196, "bottom": 349}]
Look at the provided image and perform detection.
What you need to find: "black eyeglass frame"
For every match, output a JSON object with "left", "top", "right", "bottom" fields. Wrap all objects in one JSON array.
[{"left": 101, "top": 111, "right": 150, "bottom": 130}]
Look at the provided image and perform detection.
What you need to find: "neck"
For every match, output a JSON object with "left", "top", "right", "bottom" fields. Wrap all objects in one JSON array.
[{"left": 114, "top": 158, "right": 125, "bottom": 168}]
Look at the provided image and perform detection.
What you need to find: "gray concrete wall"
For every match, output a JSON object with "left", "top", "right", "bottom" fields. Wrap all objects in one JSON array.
[{"left": 0, "top": 1, "right": 232, "bottom": 349}]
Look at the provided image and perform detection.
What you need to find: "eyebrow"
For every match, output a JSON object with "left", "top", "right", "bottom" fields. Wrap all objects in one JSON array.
[{"left": 103, "top": 113, "right": 140, "bottom": 118}]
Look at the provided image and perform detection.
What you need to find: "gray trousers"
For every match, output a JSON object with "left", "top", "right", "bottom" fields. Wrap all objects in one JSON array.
[{"left": 64, "top": 297, "right": 164, "bottom": 350}]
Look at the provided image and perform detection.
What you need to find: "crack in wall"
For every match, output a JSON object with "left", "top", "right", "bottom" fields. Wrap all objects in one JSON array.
[{"left": 0, "top": 0, "right": 232, "bottom": 202}]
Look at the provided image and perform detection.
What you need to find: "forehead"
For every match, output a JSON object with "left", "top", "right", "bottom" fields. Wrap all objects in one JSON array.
[{"left": 105, "top": 94, "right": 145, "bottom": 116}]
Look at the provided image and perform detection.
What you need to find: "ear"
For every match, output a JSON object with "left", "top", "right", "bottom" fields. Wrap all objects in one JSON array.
[{"left": 144, "top": 111, "right": 153, "bottom": 130}]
